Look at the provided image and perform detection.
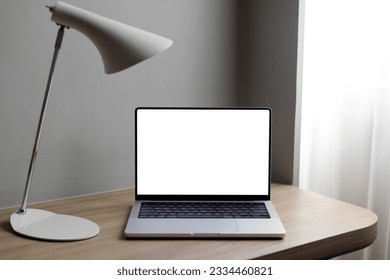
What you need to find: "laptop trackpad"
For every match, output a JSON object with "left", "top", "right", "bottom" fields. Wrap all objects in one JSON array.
[{"left": 173, "top": 219, "right": 239, "bottom": 234}]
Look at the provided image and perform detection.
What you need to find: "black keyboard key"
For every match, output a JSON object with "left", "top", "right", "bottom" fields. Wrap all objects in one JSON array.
[{"left": 138, "top": 201, "right": 271, "bottom": 219}]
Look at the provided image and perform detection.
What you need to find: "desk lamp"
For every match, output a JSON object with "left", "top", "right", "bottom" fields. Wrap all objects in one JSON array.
[{"left": 10, "top": 1, "right": 172, "bottom": 241}]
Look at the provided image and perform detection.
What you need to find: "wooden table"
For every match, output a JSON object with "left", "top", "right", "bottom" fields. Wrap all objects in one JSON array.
[{"left": 0, "top": 184, "right": 377, "bottom": 259}]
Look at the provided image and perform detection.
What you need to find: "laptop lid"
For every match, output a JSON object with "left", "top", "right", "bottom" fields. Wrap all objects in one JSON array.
[{"left": 135, "top": 107, "right": 271, "bottom": 201}]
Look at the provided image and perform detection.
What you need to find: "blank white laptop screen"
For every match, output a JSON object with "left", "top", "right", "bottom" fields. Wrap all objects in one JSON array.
[{"left": 136, "top": 108, "right": 271, "bottom": 196}]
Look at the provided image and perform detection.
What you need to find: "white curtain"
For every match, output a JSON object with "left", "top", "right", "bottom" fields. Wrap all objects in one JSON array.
[{"left": 300, "top": 0, "right": 390, "bottom": 259}]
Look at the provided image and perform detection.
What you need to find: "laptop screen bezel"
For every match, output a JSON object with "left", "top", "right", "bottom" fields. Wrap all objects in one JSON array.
[{"left": 134, "top": 107, "right": 272, "bottom": 201}]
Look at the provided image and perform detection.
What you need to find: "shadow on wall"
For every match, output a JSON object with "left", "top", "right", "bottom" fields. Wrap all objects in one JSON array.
[{"left": 234, "top": 0, "right": 300, "bottom": 184}]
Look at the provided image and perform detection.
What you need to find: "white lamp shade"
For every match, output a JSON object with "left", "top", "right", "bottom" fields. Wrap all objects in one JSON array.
[{"left": 51, "top": 1, "right": 173, "bottom": 74}]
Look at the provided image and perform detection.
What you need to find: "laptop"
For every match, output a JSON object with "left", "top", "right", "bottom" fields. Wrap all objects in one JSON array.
[{"left": 124, "top": 107, "right": 286, "bottom": 238}]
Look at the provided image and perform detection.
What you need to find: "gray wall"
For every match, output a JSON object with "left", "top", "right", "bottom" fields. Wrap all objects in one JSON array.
[
  {"left": 0, "top": 0, "right": 299, "bottom": 208},
  {"left": 237, "top": 0, "right": 300, "bottom": 184}
]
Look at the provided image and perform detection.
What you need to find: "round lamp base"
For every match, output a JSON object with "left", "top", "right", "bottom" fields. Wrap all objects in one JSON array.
[{"left": 10, "top": 208, "right": 99, "bottom": 241}]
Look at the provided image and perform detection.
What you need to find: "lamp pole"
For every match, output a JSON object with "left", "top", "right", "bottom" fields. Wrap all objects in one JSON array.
[{"left": 18, "top": 25, "right": 66, "bottom": 214}]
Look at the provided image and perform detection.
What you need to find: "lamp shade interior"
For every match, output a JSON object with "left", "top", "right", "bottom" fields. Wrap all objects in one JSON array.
[{"left": 51, "top": 1, "right": 173, "bottom": 74}]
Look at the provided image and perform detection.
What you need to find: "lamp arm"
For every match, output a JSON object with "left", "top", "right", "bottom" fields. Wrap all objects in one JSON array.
[{"left": 18, "top": 25, "right": 66, "bottom": 214}]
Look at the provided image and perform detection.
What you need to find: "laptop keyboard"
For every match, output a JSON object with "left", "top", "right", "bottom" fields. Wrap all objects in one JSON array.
[{"left": 138, "top": 201, "right": 271, "bottom": 219}]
